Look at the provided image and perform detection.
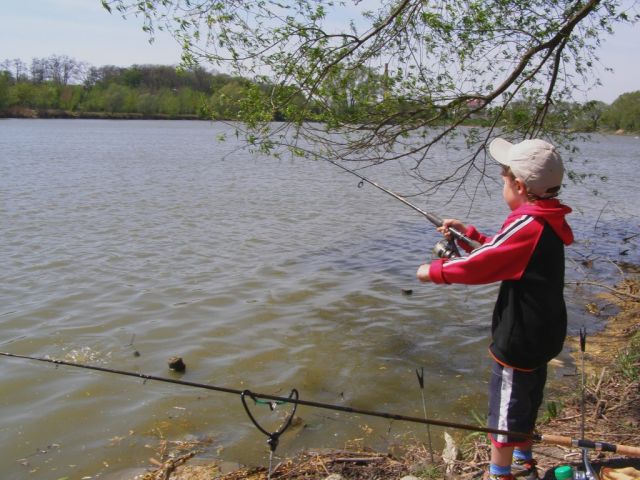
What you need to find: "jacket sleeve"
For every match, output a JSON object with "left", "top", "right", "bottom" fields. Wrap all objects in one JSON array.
[{"left": 429, "top": 215, "right": 543, "bottom": 285}]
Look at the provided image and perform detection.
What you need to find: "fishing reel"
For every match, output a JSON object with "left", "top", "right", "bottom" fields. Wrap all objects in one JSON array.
[{"left": 432, "top": 239, "right": 461, "bottom": 259}]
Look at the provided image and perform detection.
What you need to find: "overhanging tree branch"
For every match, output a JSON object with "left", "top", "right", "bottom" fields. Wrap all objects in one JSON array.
[{"left": 102, "top": 0, "right": 637, "bottom": 198}]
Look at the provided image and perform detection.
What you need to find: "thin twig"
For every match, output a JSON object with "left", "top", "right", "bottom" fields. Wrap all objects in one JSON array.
[
  {"left": 568, "top": 281, "right": 640, "bottom": 301},
  {"left": 606, "top": 258, "right": 626, "bottom": 277},
  {"left": 594, "top": 201, "right": 609, "bottom": 231}
]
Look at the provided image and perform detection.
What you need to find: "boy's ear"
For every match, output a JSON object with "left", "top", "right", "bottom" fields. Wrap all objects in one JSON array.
[{"left": 514, "top": 178, "right": 528, "bottom": 195}]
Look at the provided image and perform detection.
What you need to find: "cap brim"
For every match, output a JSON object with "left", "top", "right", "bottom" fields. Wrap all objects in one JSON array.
[{"left": 489, "top": 138, "right": 513, "bottom": 165}]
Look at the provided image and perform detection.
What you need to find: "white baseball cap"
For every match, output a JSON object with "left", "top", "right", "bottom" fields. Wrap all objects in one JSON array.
[{"left": 489, "top": 138, "right": 564, "bottom": 198}]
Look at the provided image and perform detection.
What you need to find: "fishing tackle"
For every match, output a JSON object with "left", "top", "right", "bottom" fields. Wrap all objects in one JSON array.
[
  {"left": 416, "top": 367, "right": 435, "bottom": 463},
  {"left": 579, "top": 328, "right": 599, "bottom": 480},
  {"left": 2, "top": 352, "right": 640, "bottom": 458},
  {"left": 432, "top": 239, "right": 461, "bottom": 259},
  {"left": 321, "top": 158, "right": 481, "bottom": 255},
  {"left": 242, "top": 388, "right": 299, "bottom": 480}
]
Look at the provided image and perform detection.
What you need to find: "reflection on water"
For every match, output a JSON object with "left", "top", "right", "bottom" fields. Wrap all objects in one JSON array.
[{"left": 0, "top": 120, "right": 638, "bottom": 479}]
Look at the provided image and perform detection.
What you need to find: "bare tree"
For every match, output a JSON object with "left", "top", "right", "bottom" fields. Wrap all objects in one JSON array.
[
  {"left": 30, "top": 58, "right": 47, "bottom": 84},
  {"left": 11, "top": 58, "right": 28, "bottom": 82},
  {"left": 45, "top": 55, "right": 87, "bottom": 85}
]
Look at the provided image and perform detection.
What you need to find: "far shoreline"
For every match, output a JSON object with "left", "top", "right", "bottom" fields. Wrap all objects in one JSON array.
[
  {"left": 1, "top": 108, "right": 637, "bottom": 135},
  {"left": 0, "top": 107, "right": 204, "bottom": 121}
]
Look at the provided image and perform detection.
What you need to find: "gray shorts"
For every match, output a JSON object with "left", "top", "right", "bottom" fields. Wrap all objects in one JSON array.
[{"left": 488, "top": 360, "right": 547, "bottom": 447}]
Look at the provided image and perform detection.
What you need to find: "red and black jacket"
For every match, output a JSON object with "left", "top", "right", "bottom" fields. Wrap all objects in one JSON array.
[{"left": 429, "top": 199, "right": 574, "bottom": 370}]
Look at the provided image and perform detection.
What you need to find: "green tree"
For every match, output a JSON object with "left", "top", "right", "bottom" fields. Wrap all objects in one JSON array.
[
  {"left": 33, "top": 83, "right": 61, "bottom": 109},
  {"left": 601, "top": 91, "right": 640, "bottom": 132},
  {"left": 79, "top": 85, "right": 107, "bottom": 112},
  {"left": 103, "top": 83, "right": 133, "bottom": 112},
  {"left": 136, "top": 92, "right": 160, "bottom": 114},
  {"left": 11, "top": 82, "right": 37, "bottom": 108},
  {"left": 120, "top": 67, "right": 143, "bottom": 88},
  {"left": 0, "top": 71, "right": 10, "bottom": 111},
  {"left": 208, "top": 81, "right": 249, "bottom": 120},
  {"left": 59, "top": 85, "right": 85, "bottom": 111},
  {"left": 103, "top": 0, "right": 638, "bottom": 191},
  {"left": 573, "top": 100, "right": 608, "bottom": 132},
  {"left": 176, "top": 87, "right": 201, "bottom": 114},
  {"left": 157, "top": 88, "right": 180, "bottom": 115}
]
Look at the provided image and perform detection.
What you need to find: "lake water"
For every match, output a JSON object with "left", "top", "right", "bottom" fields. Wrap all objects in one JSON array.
[{"left": 0, "top": 119, "right": 638, "bottom": 480}]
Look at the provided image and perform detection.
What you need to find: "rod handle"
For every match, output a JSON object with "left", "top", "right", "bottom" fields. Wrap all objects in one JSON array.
[
  {"left": 615, "top": 443, "right": 640, "bottom": 458},
  {"left": 430, "top": 214, "right": 482, "bottom": 250},
  {"left": 540, "top": 434, "right": 574, "bottom": 448},
  {"left": 540, "top": 435, "right": 640, "bottom": 458},
  {"left": 449, "top": 227, "right": 482, "bottom": 250}
]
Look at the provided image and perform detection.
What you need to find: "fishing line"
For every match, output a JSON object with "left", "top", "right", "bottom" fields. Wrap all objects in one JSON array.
[{"left": 319, "top": 157, "right": 481, "bottom": 252}]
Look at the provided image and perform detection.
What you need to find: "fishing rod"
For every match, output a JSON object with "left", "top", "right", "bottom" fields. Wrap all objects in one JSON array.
[
  {"left": 322, "top": 158, "right": 481, "bottom": 255},
  {"left": 3, "top": 351, "right": 640, "bottom": 458}
]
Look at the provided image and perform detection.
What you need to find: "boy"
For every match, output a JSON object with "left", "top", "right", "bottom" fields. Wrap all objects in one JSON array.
[{"left": 417, "top": 138, "right": 574, "bottom": 480}]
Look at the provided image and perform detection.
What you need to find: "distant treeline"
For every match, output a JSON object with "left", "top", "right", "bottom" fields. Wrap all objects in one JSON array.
[
  {"left": 0, "top": 55, "right": 256, "bottom": 120},
  {"left": 0, "top": 55, "right": 638, "bottom": 132}
]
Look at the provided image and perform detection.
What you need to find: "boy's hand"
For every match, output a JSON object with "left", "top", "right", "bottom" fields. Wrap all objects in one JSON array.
[
  {"left": 437, "top": 218, "right": 467, "bottom": 241},
  {"left": 416, "top": 263, "right": 431, "bottom": 282}
]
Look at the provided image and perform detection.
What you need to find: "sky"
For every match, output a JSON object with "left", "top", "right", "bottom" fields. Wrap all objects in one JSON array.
[{"left": 1, "top": 0, "right": 638, "bottom": 104}]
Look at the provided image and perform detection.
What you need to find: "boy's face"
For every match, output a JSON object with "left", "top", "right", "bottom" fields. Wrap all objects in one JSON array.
[{"left": 502, "top": 173, "right": 528, "bottom": 210}]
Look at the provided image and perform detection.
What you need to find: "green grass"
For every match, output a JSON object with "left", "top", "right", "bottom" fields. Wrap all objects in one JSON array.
[
  {"left": 539, "top": 400, "right": 562, "bottom": 424},
  {"left": 615, "top": 330, "right": 640, "bottom": 380},
  {"left": 412, "top": 464, "right": 443, "bottom": 478}
]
